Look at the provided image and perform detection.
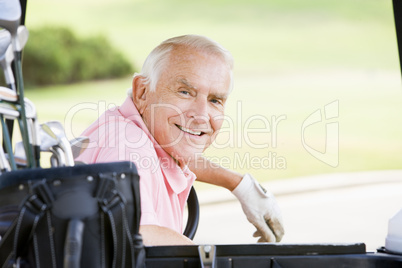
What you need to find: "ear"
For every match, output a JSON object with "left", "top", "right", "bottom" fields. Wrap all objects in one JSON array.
[{"left": 132, "top": 76, "right": 149, "bottom": 115}]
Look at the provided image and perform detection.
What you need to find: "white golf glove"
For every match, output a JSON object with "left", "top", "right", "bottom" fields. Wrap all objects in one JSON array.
[{"left": 232, "top": 173, "right": 284, "bottom": 242}]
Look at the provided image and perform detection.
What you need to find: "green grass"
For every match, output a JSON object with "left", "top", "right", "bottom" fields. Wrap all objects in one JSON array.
[{"left": 21, "top": 0, "right": 402, "bottom": 180}]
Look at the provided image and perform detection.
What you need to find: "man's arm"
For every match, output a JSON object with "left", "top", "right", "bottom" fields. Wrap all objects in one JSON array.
[
  {"left": 188, "top": 156, "right": 242, "bottom": 190},
  {"left": 140, "top": 225, "right": 194, "bottom": 246},
  {"left": 189, "top": 156, "right": 285, "bottom": 242}
]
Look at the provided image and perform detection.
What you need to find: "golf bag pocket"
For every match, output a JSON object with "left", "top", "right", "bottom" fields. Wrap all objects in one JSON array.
[{"left": 0, "top": 161, "right": 145, "bottom": 268}]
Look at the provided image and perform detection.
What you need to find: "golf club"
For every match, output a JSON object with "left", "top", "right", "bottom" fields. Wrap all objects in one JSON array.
[
  {"left": 49, "top": 146, "right": 66, "bottom": 167},
  {"left": 41, "top": 121, "right": 74, "bottom": 166},
  {"left": 0, "top": 30, "right": 16, "bottom": 159},
  {"left": 0, "top": 98, "right": 40, "bottom": 168},
  {"left": 39, "top": 124, "right": 57, "bottom": 150},
  {"left": 37, "top": 125, "right": 58, "bottom": 167},
  {"left": 70, "top": 136, "right": 89, "bottom": 159},
  {"left": 17, "top": 129, "right": 85, "bottom": 168},
  {"left": 0, "top": 0, "right": 21, "bottom": 40},
  {"left": 0, "top": 102, "right": 19, "bottom": 119},
  {"left": 0, "top": 101, "right": 19, "bottom": 170},
  {"left": 13, "top": 140, "right": 27, "bottom": 167},
  {"left": 0, "top": 86, "right": 17, "bottom": 102},
  {"left": 0, "top": 0, "right": 35, "bottom": 167},
  {"left": 0, "top": 1, "right": 27, "bottom": 55},
  {"left": 24, "top": 98, "right": 40, "bottom": 164},
  {"left": 0, "top": 26, "right": 29, "bottom": 160},
  {"left": 0, "top": 144, "right": 10, "bottom": 172},
  {"left": 0, "top": 25, "right": 28, "bottom": 91},
  {"left": 0, "top": 29, "right": 15, "bottom": 91},
  {"left": 16, "top": 25, "right": 29, "bottom": 54},
  {"left": 0, "top": 29, "right": 10, "bottom": 54},
  {"left": 0, "top": 111, "right": 16, "bottom": 169}
]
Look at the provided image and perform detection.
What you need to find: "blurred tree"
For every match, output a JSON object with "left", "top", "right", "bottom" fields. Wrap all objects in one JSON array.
[{"left": 22, "top": 26, "right": 135, "bottom": 86}]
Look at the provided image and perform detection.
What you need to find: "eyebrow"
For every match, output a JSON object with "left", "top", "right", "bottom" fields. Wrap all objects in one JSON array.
[
  {"left": 211, "top": 93, "right": 228, "bottom": 101},
  {"left": 178, "top": 78, "right": 196, "bottom": 89},
  {"left": 178, "top": 78, "right": 228, "bottom": 100}
]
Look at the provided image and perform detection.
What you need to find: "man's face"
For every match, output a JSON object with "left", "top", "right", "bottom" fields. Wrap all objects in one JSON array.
[{"left": 138, "top": 47, "right": 231, "bottom": 166}]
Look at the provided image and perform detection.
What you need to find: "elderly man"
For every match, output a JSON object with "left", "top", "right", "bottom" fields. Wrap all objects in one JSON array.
[{"left": 76, "top": 35, "right": 284, "bottom": 245}]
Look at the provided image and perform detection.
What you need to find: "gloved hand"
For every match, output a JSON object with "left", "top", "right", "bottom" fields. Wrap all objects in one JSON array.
[{"left": 232, "top": 173, "right": 284, "bottom": 242}]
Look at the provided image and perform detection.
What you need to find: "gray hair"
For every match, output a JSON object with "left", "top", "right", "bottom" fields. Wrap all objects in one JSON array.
[{"left": 128, "top": 34, "right": 234, "bottom": 97}]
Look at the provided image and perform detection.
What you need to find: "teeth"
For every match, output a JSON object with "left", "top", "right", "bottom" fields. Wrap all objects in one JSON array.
[{"left": 177, "top": 125, "right": 202, "bottom": 136}]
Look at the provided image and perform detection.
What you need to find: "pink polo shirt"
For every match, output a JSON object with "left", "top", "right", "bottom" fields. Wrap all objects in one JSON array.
[{"left": 76, "top": 96, "right": 196, "bottom": 234}]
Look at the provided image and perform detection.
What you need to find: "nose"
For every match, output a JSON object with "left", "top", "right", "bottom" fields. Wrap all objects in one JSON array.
[{"left": 186, "top": 97, "right": 209, "bottom": 123}]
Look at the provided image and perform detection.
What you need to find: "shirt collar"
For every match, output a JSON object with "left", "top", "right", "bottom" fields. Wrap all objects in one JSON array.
[
  {"left": 118, "top": 97, "right": 195, "bottom": 194},
  {"left": 119, "top": 96, "right": 153, "bottom": 140}
]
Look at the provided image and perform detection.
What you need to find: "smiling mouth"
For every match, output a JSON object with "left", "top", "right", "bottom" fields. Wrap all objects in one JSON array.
[{"left": 176, "top": 124, "right": 204, "bottom": 136}]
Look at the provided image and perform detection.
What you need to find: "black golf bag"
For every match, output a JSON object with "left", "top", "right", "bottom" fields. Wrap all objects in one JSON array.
[{"left": 0, "top": 161, "right": 145, "bottom": 268}]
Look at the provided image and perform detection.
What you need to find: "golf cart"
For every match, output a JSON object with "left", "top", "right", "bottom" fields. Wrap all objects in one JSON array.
[{"left": 0, "top": 0, "right": 402, "bottom": 267}]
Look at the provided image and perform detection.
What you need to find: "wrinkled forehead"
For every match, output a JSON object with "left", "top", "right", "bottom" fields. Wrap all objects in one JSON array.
[
  {"left": 166, "top": 46, "right": 232, "bottom": 86},
  {"left": 168, "top": 45, "right": 231, "bottom": 68},
  {"left": 164, "top": 48, "right": 231, "bottom": 89}
]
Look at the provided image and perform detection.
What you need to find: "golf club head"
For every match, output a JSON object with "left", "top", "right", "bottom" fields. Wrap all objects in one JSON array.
[
  {"left": 0, "top": 102, "right": 19, "bottom": 119},
  {"left": 15, "top": 25, "right": 29, "bottom": 52},
  {"left": 0, "top": 145, "right": 11, "bottom": 172},
  {"left": 0, "top": 117, "right": 11, "bottom": 170},
  {"left": 24, "top": 98, "right": 37, "bottom": 119},
  {"left": 0, "top": 29, "right": 11, "bottom": 57},
  {"left": 0, "top": 30, "right": 15, "bottom": 88},
  {"left": 43, "top": 121, "right": 75, "bottom": 166},
  {"left": 44, "top": 121, "right": 66, "bottom": 138},
  {"left": 25, "top": 117, "right": 40, "bottom": 148},
  {"left": 24, "top": 98, "right": 41, "bottom": 148},
  {"left": 49, "top": 146, "right": 66, "bottom": 167},
  {"left": 50, "top": 153, "right": 58, "bottom": 167},
  {"left": 0, "top": 45, "right": 15, "bottom": 88},
  {"left": 0, "top": 86, "right": 17, "bottom": 102},
  {"left": 0, "top": 0, "right": 21, "bottom": 37},
  {"left": 13, "top": 140, "right": 27, "bottom": 166},
  {"left": 70, "top": 136, "right": 90, "bottom": 159},
  {"left": 39, "top": 124, "right": 58, "bottom": 151}
]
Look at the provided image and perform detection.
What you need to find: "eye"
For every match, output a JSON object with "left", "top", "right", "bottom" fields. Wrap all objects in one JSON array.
[
  {"left": 179, "top": 90, "right": 190, "bottom": 95},
  {"left": 178, "top": 88, "right": 193, "bottom": 97},
  {"left": 210, "top": 98, "right": 223, "bottom": 105}
]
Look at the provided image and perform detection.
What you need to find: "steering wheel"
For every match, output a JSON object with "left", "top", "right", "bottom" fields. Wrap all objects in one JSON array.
[{"left": 183, "top": 186, "right": 200, "bottom": 240}]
